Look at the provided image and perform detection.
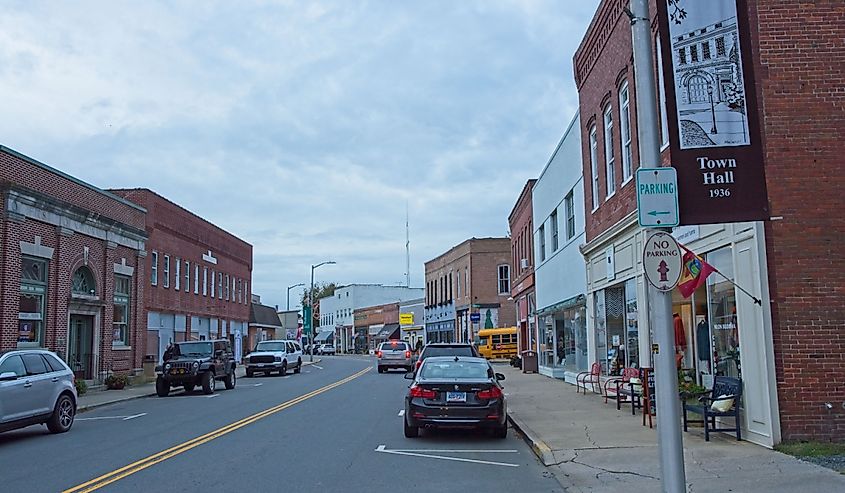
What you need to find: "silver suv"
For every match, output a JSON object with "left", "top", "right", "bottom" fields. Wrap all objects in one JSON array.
[
  {"left": 0, "top": 349, "right": 77, "bottom": 434},
  {"left": 377, "top": 340, "right": 413, "bottom": 373}
]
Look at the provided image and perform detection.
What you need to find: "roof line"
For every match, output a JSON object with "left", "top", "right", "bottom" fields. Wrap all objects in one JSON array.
[
  {"left": 1, "top": 144, "right": 147, "bottom": 213},
  {"left": 536, "top": 111, "right": 581, "bottom": 183}
]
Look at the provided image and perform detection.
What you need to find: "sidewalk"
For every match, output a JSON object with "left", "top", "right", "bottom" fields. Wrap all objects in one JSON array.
[
  {"left": 498, "top": 364, "right": 844, "bottom": 493},
  {"left": 77, "top": 360, "right": 321, "bottom": 413}
]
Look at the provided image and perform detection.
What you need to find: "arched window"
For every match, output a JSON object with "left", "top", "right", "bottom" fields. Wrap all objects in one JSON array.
[{"left": 72, "top": 266, "right": 96, "bottom": 296}]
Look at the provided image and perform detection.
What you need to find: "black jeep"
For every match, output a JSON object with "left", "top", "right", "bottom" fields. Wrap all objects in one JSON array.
[{"left": 155, "top": 339, "right": 237, "bottom": 396}]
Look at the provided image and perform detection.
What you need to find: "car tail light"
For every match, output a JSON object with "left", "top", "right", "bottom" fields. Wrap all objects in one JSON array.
[
  {"left": 415, "top": 360, "right": 422, "bottom": 370},
  {"left": 376, "top": 351, "right": 382, "bottom": 358},
  {"left": 405, "top": 350, "right": 411, "bottom": 358},
  {"left": 409, "top": 385, "right": 437, "bottom": 399},
  {"left": 477, "top": 386, "right": 503, "bottom": 400}
]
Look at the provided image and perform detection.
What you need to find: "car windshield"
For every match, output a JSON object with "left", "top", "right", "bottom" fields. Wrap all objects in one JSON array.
[
  {"left": 420, "top": 360, "right": 490, "bottom": 380},
  {"left": 177, "top": 342, "right": 213, "bottom": 356},
  {"left": 423, "top": 346, "right": 475, "bottom": 358},
  {"left": 255, "top": 342, "right": 286, "bottom": 352}
]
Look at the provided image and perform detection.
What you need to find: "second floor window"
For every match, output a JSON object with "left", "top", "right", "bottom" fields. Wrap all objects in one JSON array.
[
  {"left": 604, "top": 105, "right": 616, "bottom": 197},
  {"left": 619, "top": 81, "right": 633, "bottom": 182},
  {"left": 497, "top": 265, "right": 510, "bottom": 295},
  {"left": 590, "top": 126, "right": 599, "bottom": 210},
  {"left": 678, "top": 47, "right": 687, "bottom": 65},
  {"left": 565, "top": 191, "right": 575, "bottom": 240},
  {"left": 550, "top": 210, "right": 559, "bottom": 251},
  {"left": 150, "top": 251, "right": 158, "bottom": 286},
  {"left": 203, "top": 267, "right": 208, "bottom": 296},
  {"left": 163, "top": 255, "right": 170, "bottom": 288},
  {"left": 538, "top": 224, "right": 546, "bottom": 262},
  {"left": 702, "top": 40, "right": 711, "bottom": 59},
  {"left": 716, "top": 36, "right": 726, "bottom": 57},
  {"left": 194, "top": 265, "right": 199, "bottom": 294},
  {"left": 690, "top": 44, "right": 699, "bottom": 62},
  {"left": 174, "top": 258, "right": 181, "bottom": 291}
]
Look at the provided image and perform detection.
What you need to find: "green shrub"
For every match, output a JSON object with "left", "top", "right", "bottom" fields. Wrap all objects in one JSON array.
[{"left": 75, "top": 378, "right": 88, "bottom": 396}]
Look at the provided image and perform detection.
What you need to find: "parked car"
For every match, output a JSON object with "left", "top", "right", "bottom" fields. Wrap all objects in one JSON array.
[
  {"left": 403, "top": 356, "right": 507, "bottom": 438},
  {"left": 414, "top": 342, "right": 480, "bottom": 372},
  {"left": 376, "top": 340, "right": 413, "bottom": 373},
  {"left": 0, "top": 349, "right": 77, "bottom": 435},
  {"left": 155, "top": 340, "right": 237, "bottom": 396},
  {"left": 318, "top": 344, "right": 336, "bottom": 355},
  {"left": 245, "top": 340, "right": 303, "bottom": 377}
]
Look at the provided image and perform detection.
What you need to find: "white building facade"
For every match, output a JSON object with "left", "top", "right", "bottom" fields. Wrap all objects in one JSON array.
[
  {"left": 317, "top": 284, "right": 424, "bottom": 353},
  {"left": 532, "top": 114, "right": 589, "bottom": 381}
]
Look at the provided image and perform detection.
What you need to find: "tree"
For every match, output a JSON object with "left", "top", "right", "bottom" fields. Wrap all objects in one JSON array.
[{"left": 299, "top": 282, "right": 338, "bottom": 328}]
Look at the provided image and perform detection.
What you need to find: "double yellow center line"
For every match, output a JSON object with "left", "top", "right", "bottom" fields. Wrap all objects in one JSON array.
[{"left": 64, "top": 366, "right": 371, "bottom": 493}]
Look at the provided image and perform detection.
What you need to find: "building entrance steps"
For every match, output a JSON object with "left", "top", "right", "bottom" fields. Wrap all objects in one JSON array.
[{"left": 495, "top": 363, "right": 845, "bottom": 492}]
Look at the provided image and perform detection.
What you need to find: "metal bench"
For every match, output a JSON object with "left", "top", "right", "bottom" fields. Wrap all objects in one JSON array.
[
  {"left": 576, "top": 362, "right": 601, "bottom": 394},
  {"left": 683, "top": 375, "right": 742, "bottom": 441},
  {"left": 614, "top": 367, "right": 644, "bottom": 415}
]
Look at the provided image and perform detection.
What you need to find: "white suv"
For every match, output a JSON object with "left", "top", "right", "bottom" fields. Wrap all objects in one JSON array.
[{"left": 245, "top": 340, "right": 303, "bottom": 377}]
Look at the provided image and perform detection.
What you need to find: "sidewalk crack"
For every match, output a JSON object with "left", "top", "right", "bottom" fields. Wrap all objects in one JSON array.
[
  {"left": 583, "top": 424, "right": 598, "bottom": 447},
  {"left": 570, "top": 449, "right": 660, "bottom": 480}
]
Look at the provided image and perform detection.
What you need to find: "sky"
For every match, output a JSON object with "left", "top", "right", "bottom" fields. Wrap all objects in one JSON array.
[{"left": 0, "top": 0, "right": 598, "bottom": 310}]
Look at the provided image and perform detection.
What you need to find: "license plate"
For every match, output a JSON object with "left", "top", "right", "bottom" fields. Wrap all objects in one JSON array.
[{"left": 446, "top": 391, "right": 466, "bottom": 403}]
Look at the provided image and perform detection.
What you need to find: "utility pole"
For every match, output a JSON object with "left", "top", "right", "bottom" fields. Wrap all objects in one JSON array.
[
  {"left": 309, "top": 261, "right": 336, "bottom": 362},
  {"left": 405, "top": 201, "right": 411, "bottom": 288},
  {"left": 287, "top": 283, "right": 304, "bottom": 311},
  {"left": 629, "top": 0, "right": 686, "bottom": 491}
]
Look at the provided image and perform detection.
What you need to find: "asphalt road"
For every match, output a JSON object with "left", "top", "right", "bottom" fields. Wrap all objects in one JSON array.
[{"left": 0, "top": 356, "right": 562, "bottom": 492}]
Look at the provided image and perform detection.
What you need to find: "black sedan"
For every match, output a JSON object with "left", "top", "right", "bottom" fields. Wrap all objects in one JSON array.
[{"left": 403, "top": 356, "right": 507, "bottom": 438}]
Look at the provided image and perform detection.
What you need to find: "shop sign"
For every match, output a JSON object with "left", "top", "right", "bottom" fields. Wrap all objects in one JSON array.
[
  {"left": 643, "top": 231, "right": 683, "bottom": 291},
  {"left": 399, "top": 313, "right": 414, "bottom": 325},
  {"left": 470, "top": 313, "right": 481, "bottom": 323},
  {"left": 657, "top": 0, "right": 768, "bottom": 225}
]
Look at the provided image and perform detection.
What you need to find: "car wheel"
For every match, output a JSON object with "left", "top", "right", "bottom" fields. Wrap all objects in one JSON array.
[
  {"left": 156, "top": 376, "right": 170, "bottom": 397},
  {"left": 294, "top": 359, "right": 302, "bottom": 374},
  {"left": 183, "top": 384, "right": 195, "bottom": 393},
  {"left": 201, "top": 371, "right": 216, "bottom": 394},
  {"left": 224, "top": 370, "right": 236, "bottom": 390},
  {"left": 46, "top": 394, "right": 75, "bottom": 434},
  {"left": 279, "top": 362, "right": 287, "bottom": 376},
  {"left": 403, "top": 417, "right": 419, "bottom": 438},
  {"left": 493, "top": 422, "right": 508, "bottom": 439},
  {"left": 246, "top": 368, "right": 254, "bottom": 378},
  {"left": 377, "top": 366, "right": 384, "bottom": 373}
]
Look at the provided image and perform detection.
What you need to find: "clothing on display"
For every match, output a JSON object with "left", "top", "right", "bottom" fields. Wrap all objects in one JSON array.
[
  {"left": 673, "top": 313, "right": 687, "bottom": 350},
  {"left": 696, "top": 318, "right": 712, "bottom": 373}
]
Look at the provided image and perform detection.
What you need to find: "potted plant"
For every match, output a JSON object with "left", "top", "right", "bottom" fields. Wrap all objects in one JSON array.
[{"left": 105, "top": 373, "right": 129, "bottom": 390}]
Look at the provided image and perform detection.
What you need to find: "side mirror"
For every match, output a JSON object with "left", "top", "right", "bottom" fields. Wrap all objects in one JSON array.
[
  {"left": 404, "top": 372, "right": 415, "bottom": 380},
  {"left": 495, "top": 373, "right": 506, "bottom": 381},
  {"left": 0, "top": 371, "right": 19, "bottom": 381}
]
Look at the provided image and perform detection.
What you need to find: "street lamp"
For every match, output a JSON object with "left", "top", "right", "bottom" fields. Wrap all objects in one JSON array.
[
  {"left": 708, "top": 84, "right": 718, "bottom": 134},
  {"left": 309, "top": 260, "right": 336, "bottom": 361},
  {"left": 286, "top": 283, "right": 304, "bottom": 311}
]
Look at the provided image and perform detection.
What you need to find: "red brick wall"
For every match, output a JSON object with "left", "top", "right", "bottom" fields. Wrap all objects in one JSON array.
[
  {"left": 0, "top": 147, "right": 146, "bottom": 230},
  {"left": 753, "top": 0, "right": 845, "bottom": 441},
  {"left": 509, "top": 180, "right": 536, "bottom": 296},
  {"left": 467, "top": 239, "right": 516, "bottom": 328},
  {"left": 110, "top": 189, "right": 252, "bottom": 333}
]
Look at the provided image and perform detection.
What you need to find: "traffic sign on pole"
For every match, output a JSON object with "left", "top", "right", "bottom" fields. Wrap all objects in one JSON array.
[
  {"left": 637, "top": 167, "right": 680, "bottom": 228},
  {"left": 643, "top": 231, "right": 683, "bottom": 292}
]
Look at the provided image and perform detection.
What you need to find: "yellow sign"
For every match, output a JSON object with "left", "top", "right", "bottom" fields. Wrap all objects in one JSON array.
[{"left": 399, "top": 313, "right": 414, "bottom": 325}]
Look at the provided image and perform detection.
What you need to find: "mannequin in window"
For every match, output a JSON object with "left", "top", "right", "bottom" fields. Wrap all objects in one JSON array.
[
  {"left": 696, "top": 317, "right": 711, "bottom": 374},
  {"left": 673, "top": 313, "right": 687, "bottom": 368}
]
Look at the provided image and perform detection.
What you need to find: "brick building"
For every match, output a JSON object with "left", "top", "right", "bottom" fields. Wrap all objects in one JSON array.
[
  {"left": 574, "top": 0, "right": 845, "bottom": 445},
  {"left": 353, "top": 302, "right": 400, "bottom": 352},
  {"left": 1, "top": 146, "right": 147, "bottom": 382},
  {"left": 508, "top": 180, "right": 537, "bottom": 354},
  {"left": 109, "top": 189, "right": 252, "bottom": 364},
  {"left": 425, "top": 238, "right": 515, "bottom": 343}
]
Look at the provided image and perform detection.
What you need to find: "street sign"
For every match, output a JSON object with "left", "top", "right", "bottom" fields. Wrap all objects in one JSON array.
[
  {"left": 643, "top": 231, "right": 682, "bottom": 291},
  {"left": 636, "top": 168, "right": 680, "bottom": 227},
  {"left": 470, "top": 313, "right": 481, "bottom": 323}
]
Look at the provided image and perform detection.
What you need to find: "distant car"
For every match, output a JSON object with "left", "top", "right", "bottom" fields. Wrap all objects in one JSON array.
[
  {"left": 318, "top": 344, "right": 336, "bottom": 355},
  {"left": 0, "top": 349, "right": 77, "bottom": 435},
  {"left": 376, "top": 340, "right": 412, "bottom": 373},
  {"left": 415, "top": 343, "right": 481, "bottom": 372},
  {"left": 245, "top": 340, "right": 303, "bottom": 377},
  {"left": 155, "top": 340, "right": 237, "bottom": 396},
  {"left": 404, "top": 356, "right": 507, "bottom": 438}
]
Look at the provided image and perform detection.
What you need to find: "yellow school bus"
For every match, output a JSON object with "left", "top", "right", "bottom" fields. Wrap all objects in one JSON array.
[{"left": 476, "top": 327, "right": 518, "bottom": 360}]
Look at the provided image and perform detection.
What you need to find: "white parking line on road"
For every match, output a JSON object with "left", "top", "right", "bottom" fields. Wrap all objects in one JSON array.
[
  {"left": 207, "top": 394, "right": 220, "bottom": 399},
  {"left": 312, "top": 365, "right": 324, "bottom": 370},
  {"left": 375, "top": 445, "right": 519, "bottom": 467},
  {"left": 253, "top": 383, "right": 263, "bottom": 387},
  {"left": 398, "top": 410, "right": 405, "bottom": 417},
  {"left": 77, "top": 413, "right": 148, "bottom": 422}
]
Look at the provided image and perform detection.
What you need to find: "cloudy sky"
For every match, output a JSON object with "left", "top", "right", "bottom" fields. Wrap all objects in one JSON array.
[{"left": 1, "top": 0, "right": 598, "bottom": 309}]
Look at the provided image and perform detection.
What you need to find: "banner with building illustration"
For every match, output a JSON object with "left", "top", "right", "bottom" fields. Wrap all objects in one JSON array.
[{"left": 657, "top": 0, "right": 768, "bottom": 225}]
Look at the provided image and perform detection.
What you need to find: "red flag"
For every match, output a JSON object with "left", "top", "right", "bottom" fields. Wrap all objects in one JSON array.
[{"left": 677, "top": 246, "right": 716, "bottom": 298}]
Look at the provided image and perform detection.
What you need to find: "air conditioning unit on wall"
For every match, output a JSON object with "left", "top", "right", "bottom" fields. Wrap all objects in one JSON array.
[{"left": 520, "top": 258, "right": 529, "bottom": 269}]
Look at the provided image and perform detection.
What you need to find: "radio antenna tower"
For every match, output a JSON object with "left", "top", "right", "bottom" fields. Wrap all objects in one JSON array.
[{"left": 405, "top": 201, "right": 410, "bottom": 287}]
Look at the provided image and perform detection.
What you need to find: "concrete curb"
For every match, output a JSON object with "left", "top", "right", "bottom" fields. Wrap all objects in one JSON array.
[
  {"left": 508, "top": 412, "right": 556, "bottom": 466},
  {"left": 77, "top": 359, "right": 324, "bottom": 413}
]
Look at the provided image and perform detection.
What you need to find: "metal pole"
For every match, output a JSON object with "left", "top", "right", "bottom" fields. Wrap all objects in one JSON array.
[
  {"left": 631, "top": 0, "right": 686, "bottom": 491},
  {"left": 309, "top": 265, "right": 315, "bottom": 362},
  {"left": 287, "top": 283, "right": 304, "bottom": 311}
]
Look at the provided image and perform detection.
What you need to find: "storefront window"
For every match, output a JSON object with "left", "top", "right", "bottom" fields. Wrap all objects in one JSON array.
[
  {"left": 19, "top": 257, "right": 48, "bottom": 346},
  {"left": 605, "top": 286, "right": 626, "bottom": 375},
  {"left": 113, "top": 275, "right": 131, "bottom": 346},
  {"left": 625, "top": 278, "right": 639, "bottom": 369},
  {"left": 594, "top": 290, "right": 607, "bottom": 374},
  {"left": 707, "top": 247, "right": 739, "bottom": 378}
]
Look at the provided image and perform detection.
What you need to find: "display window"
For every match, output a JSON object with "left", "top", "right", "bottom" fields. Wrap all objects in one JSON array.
[{"left": 707, "top": 247, "right": 739, "bottom": 378}]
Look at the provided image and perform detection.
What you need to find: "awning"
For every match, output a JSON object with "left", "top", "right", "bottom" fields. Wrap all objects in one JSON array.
[
  {"left": 536, "top": 294, "right": 586, "bottom": 316},
  {"left": 376, "top": 323, "right": 400, "bottom": 339},
  {"left": 315, "top": 331, "right": 334, "bottom": 342},
  {"left": 368, "top": 324, "right": 384, "bottom": 336}
]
